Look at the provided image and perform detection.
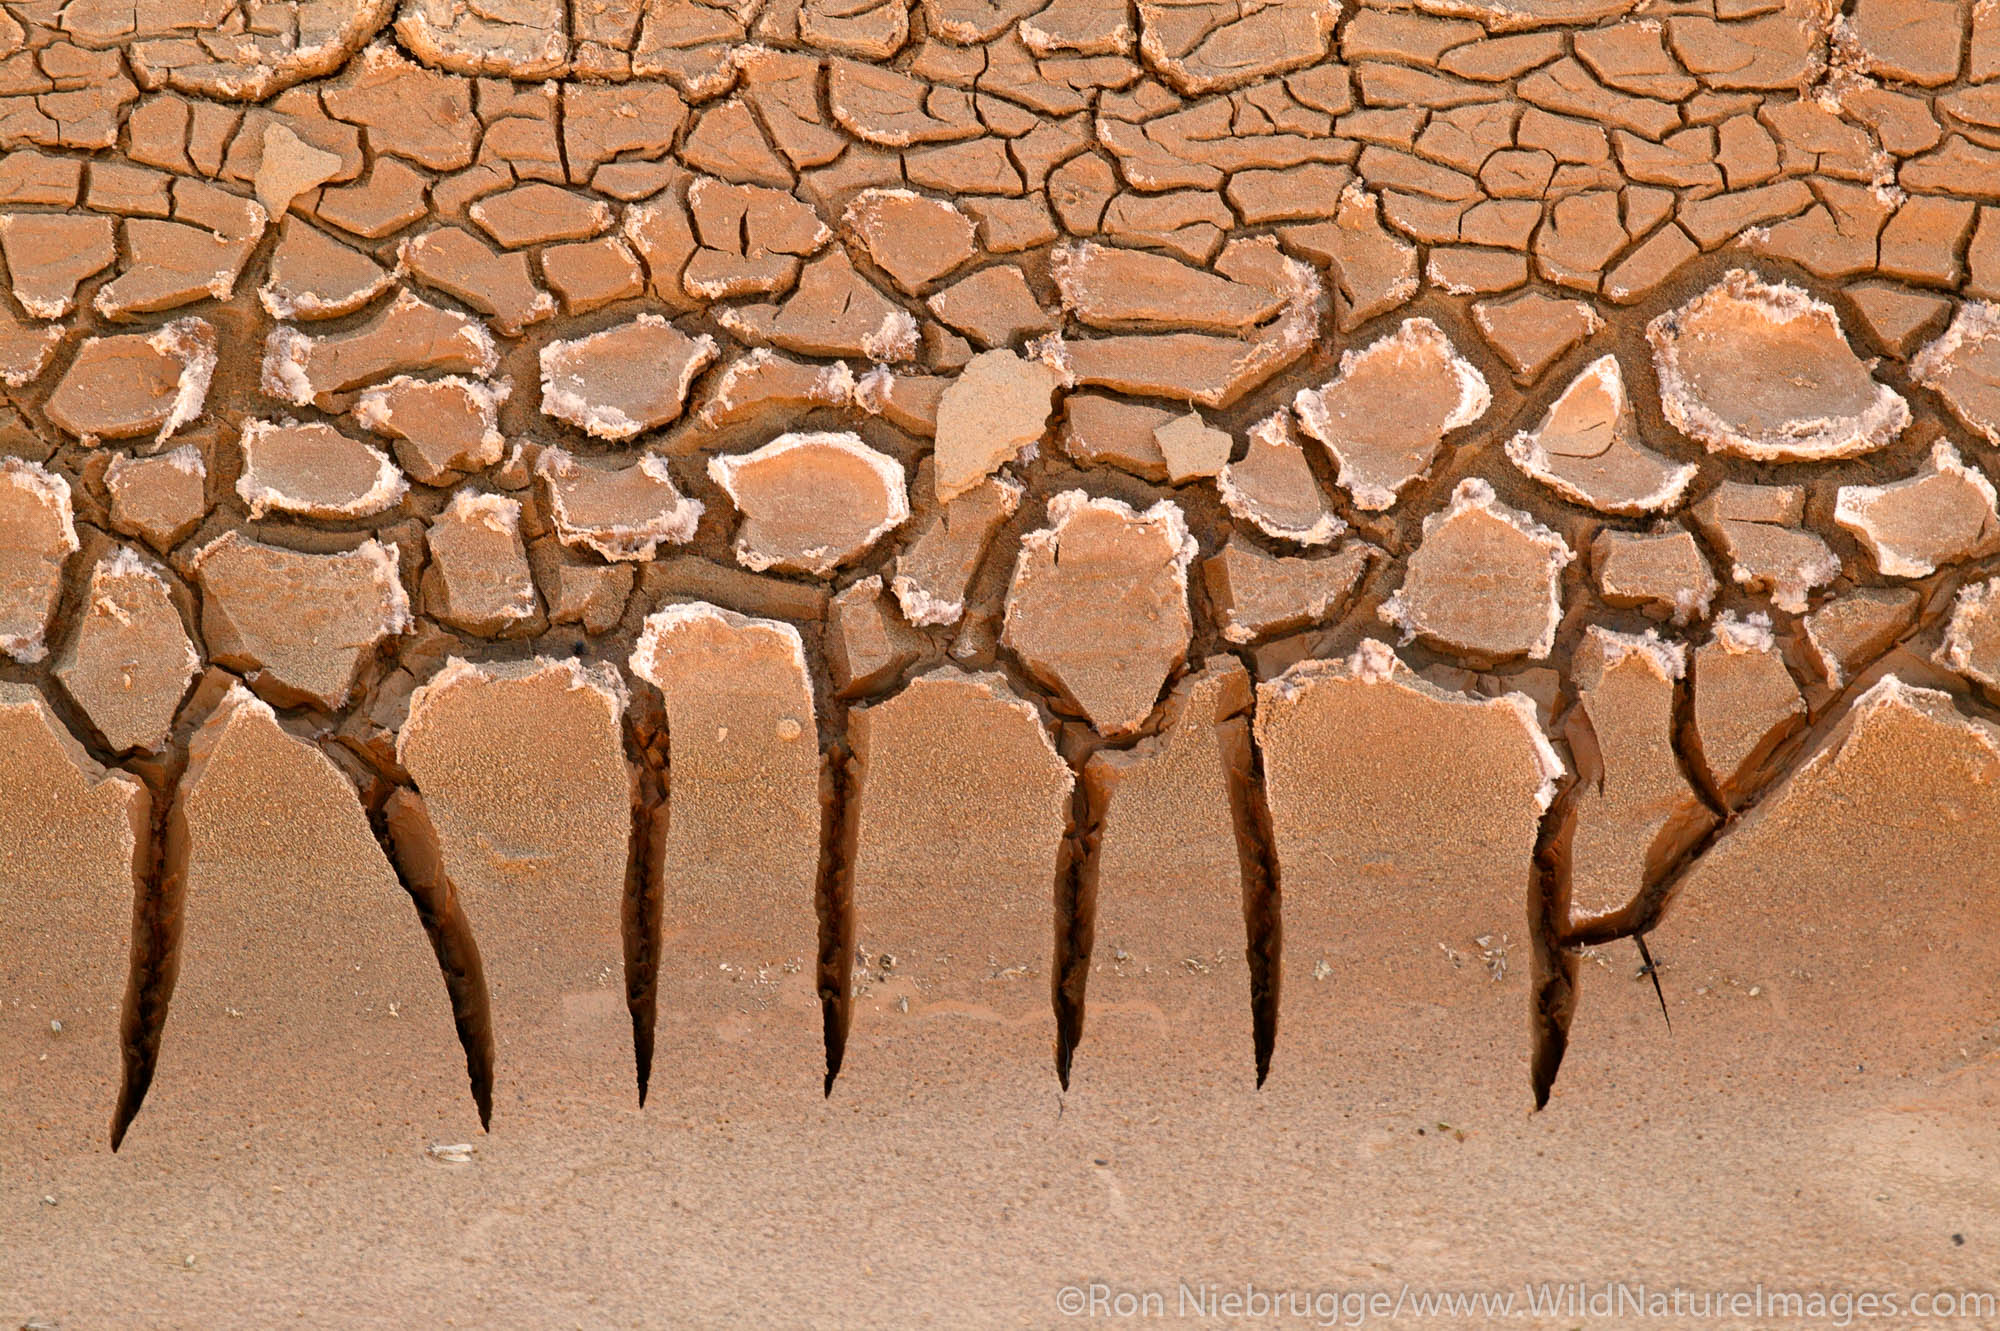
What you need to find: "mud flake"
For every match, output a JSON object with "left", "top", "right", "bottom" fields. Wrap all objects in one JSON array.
[
  {"left": 425, "top": 489, "right": 539, "bottom": 636},
  {"left": 1834, "top": 441, "right": 2000, "bottom": 578},
  {"left": 1294, "top": 317, "right": 1490, "bottom": 511},
  {"left": 1648, "top": 269, "right": 1909, "bottom": 462},
  {"left": 709, "top": 431, "right": 909, "bottom": 577},
  {"left": 1215, "top": 411, "right": 1343, "bottom": 546},
  {"left": 1202, "top": 534, "right": 1376, "bottom": 644},
  {"left": 932, "top": 349, "right": 1062, "bottom": 503},
  {"left": 1382, "top": 478, "right": 1573, "bottom": 665},
  {"left": 235, "top": 419, "right": 407, "bottom": 520},
  {"left": 46, "top": 318, "right": 215, "bottom": 445},
  {"left": 1002, "top": 490, "right": 1196, "bottom": 736},
  {"left": 0, "top": 458, "right": 77, "bottom": 663},
  {"left": 1505, "top": 354, "right": 1696, "bottom": 516},
  {"left": 53, "top": 548, "right": 199, "bottom": 754},
  {"left": 190, "top": 531, "right": 411, "bottom": 709},
  {"left": 1689, "top": 611, "right": 1806, "bottom": 807},
  {"left": 534, "top": 447, "right": 703, "bottom": 561},
  {"left": 537, "top": 315, "right": 717, "bottom": 440}
]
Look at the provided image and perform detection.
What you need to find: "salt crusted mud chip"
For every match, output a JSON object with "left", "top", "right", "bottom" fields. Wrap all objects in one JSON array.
[
  {"left": 1293, "top": 317, "right": 1491, "bottom": 511},
  {"left": 707, "top": 432, "right": 910, "bottom": 576},
  {"left": 1051, "top": 241, "right": 1288, "bottom": 332},
  {"left": 259, "top": 218, "right": 398, "bottom": 320},
  {"left": 538, "top": 315, "right": 718, "bottom": 440},
  {"left": 424, "top": 489, "right": 539, "bottom": 635},
  {"left": 235, "top": 419, "right": 408, "bottom": 520},
  {"left": 53, "top": 548, "right": 201, "bottom": 754},
  {"left": 535, "top": 447, "right": 704, "bottom": 561},
  {"left": 261, "top": 291, "right": 499, "bottom": 408},
  {"left": 1910, "top": 302, "right": 2000, "bottom": 446},
  {"left": 352, "top": 375, "right": 510, "bottom": 484},
  {"left": 1382, "top": 478, "right": 1574, "bottom": 665},
  {"left": 0, "top": 213, "right": 115, "bottom": 318},
  {"left": 1216, "top": 412, "right": 1346, "bottom": 546},
  {"left": 0, "top": 458, "right": 79, "bottom": 663},
  {"left": 1690, "top": 481, "right": 1841, "bottom": 614},
  {"left": 190, "top": 531, "right": 412, "bottom": 709},
  {"left": 1937, "top": 578, "right": 2000, "bottom": 695},
  {"left": 1504, "top": 354, "right": 1697, "bottom": 516},
  {"left": 45, "top": 317, "right": 217, "bottom": 446},
  {"left": 105, "top": 446, "right": 209, "bottom": 554},
  {"left": 1201, "top": 534, "right": 1376, "bottom": 645},
  {"left": 842, "top": 189, "right": 977, "bottom": 294},
  {"left": 1647, "top": 269, "right": 1910, "bottom": 462},
  {"left": 1001, "top": 490, "right": 1197, "bottom": 737},
  {"left": 1833, "top": 441, "right": 2000, "bottom": 578},
  {"left": 1591, "top": 526, "right": 1717, "bottom": 626},
  {"left": 716, "top": 251, "right": 921, "bottom": 363},
  {"left": 1797, "top": 592, "right": 1917, "bottom": 690}
]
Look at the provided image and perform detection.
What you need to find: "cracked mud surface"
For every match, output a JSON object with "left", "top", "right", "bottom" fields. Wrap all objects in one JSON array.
[{"left": 7, "top": 0, "right": 2000, "bottom": 1323}]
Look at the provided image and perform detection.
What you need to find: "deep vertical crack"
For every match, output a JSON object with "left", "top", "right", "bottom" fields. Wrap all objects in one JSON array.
[
  {"left": 621, "top": 713, "right": 668, "bottom": 1108},
  {"left": 109, "top": 769, "right": 183, "bottom": 1152},
  {"left": 817, "top": 743, "right": 860, "bottom": 1096},
  {"left": 1052, "top": 761, "right": 1102, "bottom": 1091},
  {"left": 1528, "top": 784, "right": 1580, "bottom": 1112},
  {"left": 379, "top": 787, "right": 496, "bottom": 1129},
  {"left": 1225, "top": 690, "right": 1282, "bottom": 1089}
]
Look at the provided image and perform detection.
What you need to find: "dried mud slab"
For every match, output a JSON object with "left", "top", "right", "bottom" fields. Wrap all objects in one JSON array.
[
  {"left": 191, "top": 532, "right": 411, "bottom": 710},
  {"left": 1912, "top": 303, "right": 2000, "bottom": 444},
  {"left": 54, "top": 549, "right": 201, "bottom": 755},
  {"left": 538, "top": 316, "right": 717, "bottom": 440},
  {"left": 1080, "top": 658, "right": 1256, "bottom": 1084},
  {"left": 1615, "top": 677, "right": 2000, "bottom": 1088},
  {"left": 45, "top": 319, "right": 216, "bottom": 446},
  {"left": 1253, "top": 641, "right": 1560, "bottom": 1093},
  {"left": 1833, "top": 441, "right": 2000, "bottom": 578},
  {"left": 396, "top": 659, "right": 632, "bottom": 1081},
  {"left": 235, "top": 419, "right": 407, "bottom": 519},
  {"left": 0, "top": 459, "right": 78, "bottom": 664},
  {"left": 1648, "top": 270, "right": 1909, "bottom": 462},
  {"left": 845, "top": 668, "right": 1072, "bottom": 1080},
  {"left": 1563, "top": 629, "right": 1713, "bottom": 928},
  {"left": 0, "top": 685, "right": 149, "bottom": 1154},
  {"left": 132, "top": 684, "right": 471, "bottom": 1141},
  {"left": 628, "top": 604, "right": 824, "bottom": 1082}
]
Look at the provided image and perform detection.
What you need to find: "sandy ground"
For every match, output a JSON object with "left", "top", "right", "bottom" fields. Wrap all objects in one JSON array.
[{"left": 8, "top": 1001, "right": 1998, "bottom": 1331}]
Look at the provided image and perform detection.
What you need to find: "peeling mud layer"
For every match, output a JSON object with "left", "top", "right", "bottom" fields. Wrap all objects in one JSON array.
[{"left": 8, "top": 0, "right": 2000, "bottom": 1323}]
